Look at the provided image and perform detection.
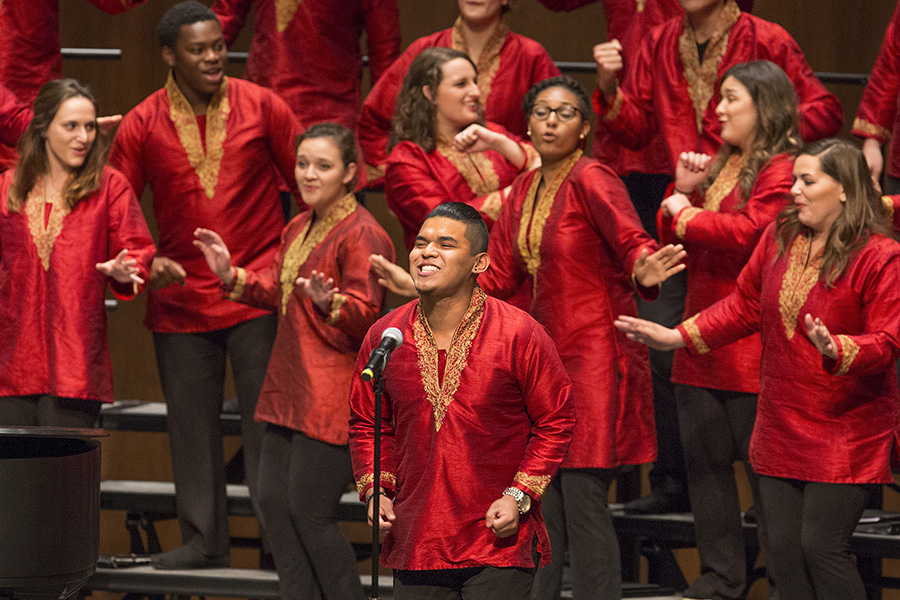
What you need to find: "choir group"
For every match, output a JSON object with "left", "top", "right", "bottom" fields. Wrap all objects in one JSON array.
[{"left": 1, "top": 1, "right": 899, "bottom": 599}]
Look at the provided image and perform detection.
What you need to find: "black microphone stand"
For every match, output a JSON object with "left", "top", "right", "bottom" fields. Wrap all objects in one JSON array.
[{"left": 369, "top": 372, "right": 385, "bottom": 600}]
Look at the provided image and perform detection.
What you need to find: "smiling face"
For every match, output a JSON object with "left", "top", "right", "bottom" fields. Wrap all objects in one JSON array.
[
  {"left": 716, "top": 76, "right": 757, "bottom": 153},
  {"left": 295, "top": 136, "right": 356, "bottom": 215},
  {"left": 163, "top": 19, "right": 227, "bottom": 104},
  {"left": 44, "top": 96, "right": 97, "bottom": 174},
  {"left": 791, "top": 153, "right": 846, "bottom": 236},
  {"left": 428, "top": 58, "right": 481, "bottom": 134},
  {"left": 528, "top": 86, "right": 590, "bottom": 169},
  {"left": 410, "top": 216, "right": 487, "bottom": 298},
  {"left": 458, "top": 0, "right": 508, "bottom": 26}
]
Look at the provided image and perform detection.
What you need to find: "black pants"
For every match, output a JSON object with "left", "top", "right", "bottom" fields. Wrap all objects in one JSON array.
[
  {"left": 395, "top": 566, "right": 535, "bottom": 600},
  {"left": 0, "top": 394, "right": 101, "bottom": 428},
  {"left": 153, "top": 314, "right": 276, "bottom": 557},
  {"left": 676, "top": 384, "right": 770, "bottom": 600},
  {"left": 759, "top": 476, "right": 871, "bottom": 600},
  {"left": 532, "top": 468, "right": 620, "bottom": 600},
  {"left": 256, "top": 425, "right": 363, "bottom": 600}
]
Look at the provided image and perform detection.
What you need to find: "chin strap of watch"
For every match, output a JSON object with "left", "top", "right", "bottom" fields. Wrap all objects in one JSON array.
[{"left": 502, "top": 486, "right": 532, "bottom": 514}]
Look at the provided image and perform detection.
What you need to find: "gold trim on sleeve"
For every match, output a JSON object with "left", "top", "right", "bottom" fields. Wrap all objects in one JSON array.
[
  {"left": 834, "top": 334, "right": 860, "bottom": 376},
  {"left": 852, "top": 118, "right": 891, "bottom": 142},
  {"left": 355, "top": 472, "right": 398, "bottom": 495},
  {"left": 228, "top": 266, "right": 247, "bottom": 301},
  {"left": 452, "top": 17, "right": 508, "bottom": 106},
  {"left": 677, "top": 0, "right": 740, "bottom": 132},
  {"left": 366, "top": 163, "right": 386, "bottom": 183},
  {"left": 23, "top": 178, "right": 69, "bottom": 271},
  {"left": 280, "top": 193, "right": 358, "bottom": 314},
  {"left": 778, "top": 235, "right": 822, "bottom": 339},
  {"left": 514, "top": 471, "right": 552, "bottom": 497},
  {"left": 681, "top": 314, "right": 711, "bottom": 355},
  {"left": 413, "top": 287, "right": 486, "bottom": 431},
  {"left": 275, "top": 0, "right": 302, "bottom": 32},
  {"left": 480, "top": 191, "right": 504, "bottom": 221},
  {"left": 675, "top": 206, "right": 704, "bottom": 240},
  {"left": 326, "top": 293, "right": 348, "bottom": 325},
  {"left": 602, "top": 87, "right": 624, "bottom": 122},
  {"left": 437, "top": 138, "right": 500, "bottom": 197},
  {"left": 165, "top": 72, "right": 231, "bottom": 200}
]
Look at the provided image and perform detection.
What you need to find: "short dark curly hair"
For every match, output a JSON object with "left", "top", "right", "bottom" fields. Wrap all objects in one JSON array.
[
  {"left": 522, "top": 76, "right": 593, "bottom": 124},
  {"left": 157, "top": 1, "right": 220, "bottom": 49}
]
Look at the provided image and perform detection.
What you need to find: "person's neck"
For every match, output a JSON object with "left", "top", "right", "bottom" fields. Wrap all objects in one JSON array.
[
  {"left": 44, "top": 160, "right": 71, "bottom": 196},
  {"left": 435, "top": 116, "right": 462, "bottom": 145},
  {"left": 312, "top": 192, "right": 346, "bottom": 219},
  {"left": 459, "top": 16, "right": 501, "bottom": 64},
  {"left": 687, "top": 1, "right": 726, "bottom": 44},
  {"left": 420, "top": 285, "right": 476, "bottom": 349},
  {"left": 539, "top": 151, "right": 576, "bottom": 180},
  {"left": 173, "top": 72, "right": 213, "bottom": 116}
]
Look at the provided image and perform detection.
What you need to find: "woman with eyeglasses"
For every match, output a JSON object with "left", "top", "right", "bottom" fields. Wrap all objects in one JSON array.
[{"left": 372, "top": 75, "right": 685, "bottom": 600}]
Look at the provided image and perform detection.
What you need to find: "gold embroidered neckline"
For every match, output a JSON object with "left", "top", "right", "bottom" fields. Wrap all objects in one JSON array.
[
  {"left": 517, "top": 150, "right": 581, "bottom": 278},
  {"left": 274, "top": 0, "right": 303, "bottom": 32},
  {"left": 24, "top": 178, "right": 70, "bottom": 271},
  {"left": 778, "top": 234, "right": 821, "bottom": 339},
  {"left": 703, "top": 153, "right": 744, "bottom": 212},
  {"left": 451, "top": 16, "right": 509, "bottom": 108},
  {"left": 413, "top": 286, "right": 486, "bottom": 431},
  {"left": 279, "top": 193, "right": 358, "bottom": 314},
  {"left": 677, "top": 0, "right": 741, "bottom": 133},
  {"left": 635, "top": 0, "right": 646, "bottom": 12},
  {"left": 165, "top": 72, "right": 231, "bottom": 199},
  {"left": 437, "top": 137, "right": 500, "bottom": 197}
]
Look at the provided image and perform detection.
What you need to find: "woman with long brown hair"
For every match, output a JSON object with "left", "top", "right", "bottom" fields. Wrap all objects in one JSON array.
[
  {"left": 616, "top": 138, "right": 900, "bottom": 600},
  {"left": 0, "top": 78, "right": 154, "bottom": 427}
]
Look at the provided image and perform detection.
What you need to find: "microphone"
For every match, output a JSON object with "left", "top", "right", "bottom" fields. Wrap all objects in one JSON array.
[{"left": 361, "top": 327, "right": 403, "bottom": 382}]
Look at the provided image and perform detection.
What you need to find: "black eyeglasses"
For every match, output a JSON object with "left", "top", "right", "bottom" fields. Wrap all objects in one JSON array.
[{"left": 531, "top": 104, "right": 581, "bottom": 121}]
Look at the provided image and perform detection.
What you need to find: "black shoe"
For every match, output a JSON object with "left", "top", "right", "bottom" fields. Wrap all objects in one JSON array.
[
  {"left": 151, "top": 546, "right": 230, "bottom": 570},
  {"left": 623, "top": 490, "right": 690, "bottom": 514}
]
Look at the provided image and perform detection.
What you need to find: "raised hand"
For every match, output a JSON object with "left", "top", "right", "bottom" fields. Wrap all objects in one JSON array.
[
  {"left": 674, "top": 151, "right": 713, "bottom": 195},
  {"left": 149, "top": 257, "right": 187, "bottom": 289},
  {"left": 804, "top": 313, "right": 838, "bottom": 360},
  {"left": 613, "top": 315, "right": 686, "bottom": 351},
  {"left": 632, "top": 244, "right": 686, "bottom": 288},
  {"left": 297, "top": 270, "right": 340, "bottom": 313},
  {"left": 96, "top": 249, "right": 144, "bottom": 285},
  {"left": 193, "top": 227, "right": 233, "bottom": 284},
  {"left": 97, "top": 114, "right": 123, "bottom": 131},
  {"left": 369, "top": 254, "right": 417, "bottom": 297},
  {"left": 593, "top": 39, "right": 624, "bottom": 93},
  {"left": 660, "top": 193, "right": 693, "bottom": 218}
]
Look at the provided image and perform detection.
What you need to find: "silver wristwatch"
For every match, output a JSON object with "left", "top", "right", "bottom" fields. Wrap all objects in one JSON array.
[{"left": 503, "top": 487, "right": 532, "bottom": 514}]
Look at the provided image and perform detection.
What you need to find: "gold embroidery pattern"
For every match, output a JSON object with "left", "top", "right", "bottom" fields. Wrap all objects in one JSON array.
[
  {"left": 834, "top": 335, "right": 860, "bottom": 376},
  {"left": 517, "top": 151, "right": 582, "bottom": 278},
  {"left": 275, "top": 0, "right": 303, "bottom": 32},
  {"left": 413, "top": 287, "right": 486, "bottom": 431},
  {"left": 437, "top": 139, "right": 500, "bottom": 197},
  {"left": 675, "top": 207, "right": 703, "bottom": 240},
  {"left": 514, "top": 472, "right": 552, "bottom": 497},
  {"left": 523, "top": 144, "right": 540, "bottom": 169},
  {"left": 166, "top": 72, "right": 231, "bottom": 199},
  {"left": 778, "top": 235, "right": 821, "bottom": 339},
  {"left": 23, "top": 179, "right": 70, "bottom": 271},
  {"left": 280, "top": 193, "right": 357, "bottom": 314},
  {"left": 452, "top": 17, "right": 509, "bottom": 106},
  {"left": 703, "top": 153, "right": 744, "bottom": 212},
  {"left": 366, "top": 163, "right": 386, "bottom": 183},
  {"left": 883, "top": 195, "right": 895, "bottom": 223},
  {"left": 603, "top": 87, "right": 624, "bottom": 122},
  {"left": 677, "top": 0, "right": 740, "bottom": 132},
  {"left": 681, "top": 314, "right": 711, "bottom": 355},
  {"left": 327, "top": 293, "right": 348, "bottom": 325},
  {"left": 852, "top": 118, "right": 891, "bottom": 141},
  {"left": 228, "top": 267, "right": 247, "bottom": 301},
  {"left": 481, "top": 191, "right": 503, "bottom": 221},
  {"left": 355, "top": 472, "right": 397, "bottom": 495}
]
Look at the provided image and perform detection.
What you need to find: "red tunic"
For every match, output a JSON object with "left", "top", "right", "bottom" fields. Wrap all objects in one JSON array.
[
  {"left": 677, "top": 226, "right": 900, "bottom": 484},
  {"left": 384, "top": 123, "right": 533, "bottom": 251},
  {"left": 853, "top": 1, "right": 900, "bottom": 178},
  {"left": 659, "top": 153, "right": 794, "bottom": 393},
  {"left": 226, "top": 195, "right": 393, "bottom": 445},
  {"left": 357, "top": 19, "right": 560, "bottom": 185},
  {"left": 593, "top": 0, "right": 842, "bottom": 175},
  {"left": 0, "top": 167, "right": 155, "bottom": 403},
  {"left": 480, "top": 153, "right": 657, "bottom": 469},
  {"left": 212, "top": 0, "right": 400, "bottom": 129},
  {"left": 109, "top": 74, "right": 303, "bottom": 333},
  {"left": 0, "top": 82, "right": 32, "bottom": 147},
  {"left": 348, "top": 289, "right": 575, "bottom": 569}
]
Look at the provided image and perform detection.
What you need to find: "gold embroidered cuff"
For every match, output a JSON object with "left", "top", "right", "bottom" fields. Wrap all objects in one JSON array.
[
  {"left": 513, "top": 471, "right": 552, "bottom": 497},
  {"left": 675, "top": 207, "right": 704, "bottom": 240},
  {"left": 481, "top": 191, "right": 504, "bottom": 221},
  {"left": 326, "top": 293, "right": 348, "bottom": 325},
  {"left": 602, "top": 87, "right": 624, "bottom": 122},
  {"left": 681, "top": 314, "right": 710, "bottom": 355},
  {"left": 834, "top": 334, "right": 860, "bottom": 376},
  {"left": 523, "top": 144, "right": 541, "bottom": 170},
  {"left": 366, "top": 163, "right": 386, "bottom": 183},
  {"left": 852, "top": 118, "right": 891, "bottom": 142},
  {"left": 355, "top": 472, "right": 397, "bottom": 497},
  {"left": 883, "top": 195, "right": 895, "bottom": 222},
  {"left": 228, "top": 267, "right": 247, "bottom": 301}
]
